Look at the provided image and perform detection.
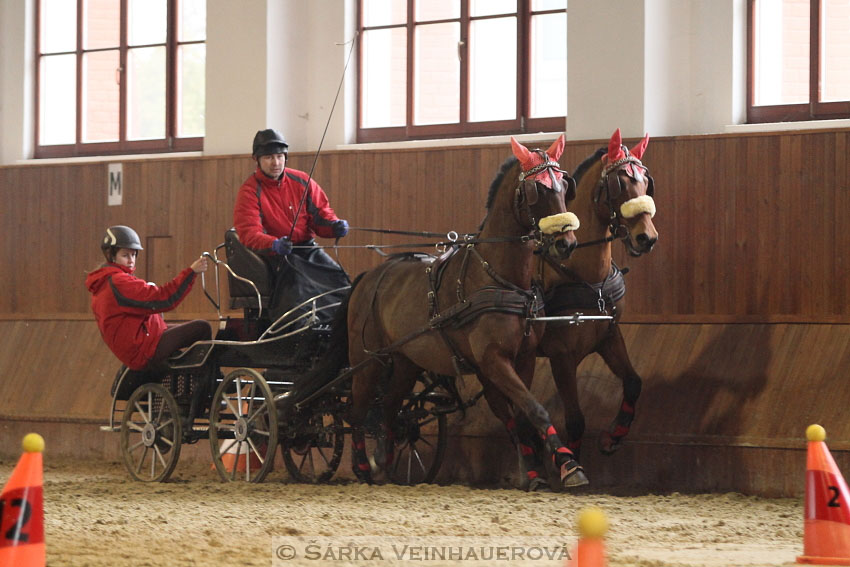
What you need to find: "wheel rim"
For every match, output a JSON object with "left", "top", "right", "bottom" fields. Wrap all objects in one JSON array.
[
  {"left": 281, "top": 404, "right": 344, "bottom": 483},
  {"left": 120, "top": 383, "right": 182, "bottom": 482},
  {"left": 387, "top": 403, "right": 447, "bottom": 485},
  {"left": 209, "top": 368, "right": 278, "bottom": 483},
  {"left": 368, "top": 375, "right": 449, "bottom": 485}
]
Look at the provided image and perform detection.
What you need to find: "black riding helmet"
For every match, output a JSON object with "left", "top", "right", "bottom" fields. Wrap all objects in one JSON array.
[
  {"left": 252, "top": 128, "right": 289, "bottom": 158},
  {"left": 101, "top": 225, "right": 143, "bottom": 262}
]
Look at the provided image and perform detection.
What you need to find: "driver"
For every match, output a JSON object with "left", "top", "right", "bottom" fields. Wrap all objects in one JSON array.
[
  {"left": 232, "top": 129, "right": 351, "bottom": 323},
  {"left": 233, "top": 128, "right": 349, "bottom": 265}
]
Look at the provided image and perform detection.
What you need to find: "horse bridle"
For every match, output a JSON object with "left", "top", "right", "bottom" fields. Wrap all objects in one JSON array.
[
  {"left": 513, "top": 151, "right": 577, "bottom": 236},
  {"left": 592, "top": 148, "right": 655, "bottom": 241}
]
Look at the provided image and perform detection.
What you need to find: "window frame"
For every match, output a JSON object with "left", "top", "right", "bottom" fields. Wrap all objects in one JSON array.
[
  {"left": 34, "top": 0, "right": 204, "bottom": 159},
  {"left": 747, "top": 0, "right": 850, "bottom": 123},
  {"left": 356, "top": 0, "right": 566, "bottom": 144}
]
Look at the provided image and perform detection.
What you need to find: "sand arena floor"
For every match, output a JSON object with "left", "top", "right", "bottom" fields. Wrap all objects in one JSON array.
[{"left": 0, "top": 456, "right": 806, "bottom": 567}]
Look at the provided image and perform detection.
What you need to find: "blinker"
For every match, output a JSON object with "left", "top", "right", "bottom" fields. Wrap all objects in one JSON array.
[{"left": 522, "top": 179, "right": 539, "bottom": 206}]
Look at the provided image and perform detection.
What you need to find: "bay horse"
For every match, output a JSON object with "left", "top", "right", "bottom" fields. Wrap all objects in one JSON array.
[
  {"left": 516, "top": 129, "right": 658, "bottom": 488},
  {"left": 336, "top": 136, "right": 590, "bottom": 488}
]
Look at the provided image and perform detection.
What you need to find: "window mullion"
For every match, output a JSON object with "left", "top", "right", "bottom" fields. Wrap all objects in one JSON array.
[
  {"left": 810, "top": 0, "right": 819, "bottom": 114},
  {"left": 167, "top": 0, "right": 177, "bottom": 146},
  {"left": 406, "top": 0, "right": 414, "bottom": 132},
  {"left": 75, "top": 0, "right": 83, "bottom": 148},
  {"left": 119, "top": 0, "right": 128, "bottom": 146},
  {"left": 460, "top": 1, "right": 469, "bottom": 127},
  {"left": 519, "top": 0, "right": 528, "bottom": 131}
]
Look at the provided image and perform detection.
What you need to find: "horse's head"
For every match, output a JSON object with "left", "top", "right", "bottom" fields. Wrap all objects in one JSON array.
[
  {"left": 595, "top": 128, "right": 658, "bottom": 256},
  {"left": 510, "top": 135, "right": 579, "bottom": 260}
]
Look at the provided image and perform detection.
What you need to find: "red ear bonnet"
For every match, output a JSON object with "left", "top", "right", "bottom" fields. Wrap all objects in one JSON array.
[
  {"left": 603, "top": 128, "right": 624, "bottom": 164},
  {"left": 630, "top": 133, "right": 650, "bottom": 160},
  {"left": 510, "top": 134, "right": 565, "bottom": 189}
]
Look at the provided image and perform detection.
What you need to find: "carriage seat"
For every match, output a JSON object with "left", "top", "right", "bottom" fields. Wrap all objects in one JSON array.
[{"left": 224, "top": 228, "right": 273, "bottom": 310}]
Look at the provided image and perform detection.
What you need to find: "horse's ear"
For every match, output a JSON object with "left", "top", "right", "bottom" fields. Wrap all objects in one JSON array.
[
  {"left": 605, "top": 128, "right": 624, "bottom": 163},
  {"left": 510, "top": 136, "right": 532, "bottom": 163},
  {"left": 546, "top": 134, "right": 565, "bottom": 162},
  {"left": 630, "top": 133, "right": 650, "bottom": 160}
]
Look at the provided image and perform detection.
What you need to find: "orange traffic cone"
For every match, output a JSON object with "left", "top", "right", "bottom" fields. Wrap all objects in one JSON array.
[
  {"left": 797, "top": 424, "right": 850, "bottom": 565},
  {"left": 220, "top": 439, "right": 262, "bottom": 474},
  {"left": 568, "top": 507, "right": 608, "bottom": 567},
  {"left": 0, "top": 433, "right": 45, "bottom": 567}
]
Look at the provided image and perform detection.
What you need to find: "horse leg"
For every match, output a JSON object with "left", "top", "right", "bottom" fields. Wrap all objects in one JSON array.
[
  {"left": 547, "top": 353, "right": 586, "bottom": 460},
  {"left": 347, "top": 360, "right": 390, "bottom": 484},
  {"left": 373, "top": 355, "right": 420, "bottom": 476},
  {"left": 511, "top": 347, "right": 550, "bottom": 490},
  {"left": 480, "top": 383, "right": 547, "bottom": 491},
  {"left": 595, "top": 325, "right": 642, "bottom": 455},
  {"left": 478, "top": 349, "right": 588, "bottom": 488}
]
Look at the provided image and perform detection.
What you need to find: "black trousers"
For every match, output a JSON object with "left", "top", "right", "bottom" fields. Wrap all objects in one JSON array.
[{"left": 148, "top": 319, "right": 212, "bottom": 367}]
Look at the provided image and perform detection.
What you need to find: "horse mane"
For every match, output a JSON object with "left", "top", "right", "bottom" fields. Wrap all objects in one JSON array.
[
  {"left": 572, "top": 147, "right": 607, "bottom": 186},
  {"left": 478, "top": 156, "right": 519, "bottom": 232},
  {"left": 485, "top": 155, "right": 519, "bottom": 211}
]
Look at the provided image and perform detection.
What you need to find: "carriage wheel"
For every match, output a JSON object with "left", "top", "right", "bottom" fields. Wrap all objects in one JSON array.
[
  {"left": 280, "top": 404, "right": 345, "bottom": 483},
  {"left": 366, "top": 374, "right": 449, "bottom": 485},
  {"left": 209, "top": 368, "right": 278, "bottom": 483},
  {"left": 120, "top": 383, "right": 183, "bottom": 482},
  {"left": 387, "top": 376, "right": 448, "bottom": 485}
]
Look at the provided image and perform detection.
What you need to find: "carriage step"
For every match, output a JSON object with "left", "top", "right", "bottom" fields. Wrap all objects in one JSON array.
[{"left": 100, "top": 425, "right": 120, "bottom": 432}]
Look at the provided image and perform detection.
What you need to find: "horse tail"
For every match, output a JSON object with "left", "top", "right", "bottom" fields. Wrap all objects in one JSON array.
[{"left": 288, "top": 272, "right": 365, "bottom": 403}]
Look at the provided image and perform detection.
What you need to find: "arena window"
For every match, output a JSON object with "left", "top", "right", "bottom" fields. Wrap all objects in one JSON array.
[
  {"left": 748, "top": 0, "right": 850, "bottom": 123},
  {"left": 35, "top": 0, "right": 205, "bottom": 158},
  {"left": 356, "top": 0, "right": 567, "bottom": 143}
]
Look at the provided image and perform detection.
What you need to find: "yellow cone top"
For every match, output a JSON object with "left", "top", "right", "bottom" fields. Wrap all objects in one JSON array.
[
  {"left": 577, "top": 506, "right": 609, "bottom": 539},
  {"left": 806, "top": 424, "right": 826, "bottom": 443},
  {"left": 22, "top": 433, "right": 45, "bottom": 453}
]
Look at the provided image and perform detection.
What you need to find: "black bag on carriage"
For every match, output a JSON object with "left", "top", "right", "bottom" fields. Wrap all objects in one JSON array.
[{"left": 268, "top": 241, "right": 351, "bottom": 327}]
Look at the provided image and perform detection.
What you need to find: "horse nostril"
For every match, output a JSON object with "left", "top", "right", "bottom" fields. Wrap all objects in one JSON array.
[
  {"left": 636, "top": 233, "right": 648, "bottom": 244},
  {"left": 552, "top": 237, "right": 576, "bottom": 259}
]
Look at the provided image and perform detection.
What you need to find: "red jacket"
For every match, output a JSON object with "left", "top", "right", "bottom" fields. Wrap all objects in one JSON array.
[
  {"left": 233, "top": 167, "right": 339, "bottom": 253},
  {"left": 85, "top": 263, "right": 196, "bottom": 370}
]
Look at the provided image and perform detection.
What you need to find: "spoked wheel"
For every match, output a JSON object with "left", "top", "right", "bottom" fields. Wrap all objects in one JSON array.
[
  {"left": 280, "top": 400, "right": 345, "bottom": 483},
  {"left": 209, "top": 368, "right": 278, "bottom": 483},
  {"left": 120, "top": 383, "right": 183, "bottom": 482},
  {"left": 369, "top": 374, "right": 450, "bottom": 485}
]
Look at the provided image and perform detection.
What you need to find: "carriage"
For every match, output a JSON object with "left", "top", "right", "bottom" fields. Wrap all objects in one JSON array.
[
  {"left": 101, "top": 131, "right": 651, "bottom": 490},
  {"left": 102, "top": 228, "right": 455, "bottom": 484}
]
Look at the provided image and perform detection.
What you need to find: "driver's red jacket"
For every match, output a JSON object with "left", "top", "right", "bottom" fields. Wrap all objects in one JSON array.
[
  {"left": 85, "top": 263, "right": 196, "bottom": 370},
  {"left": 233, "top": 167, "right": 340, "bottom": 253}
]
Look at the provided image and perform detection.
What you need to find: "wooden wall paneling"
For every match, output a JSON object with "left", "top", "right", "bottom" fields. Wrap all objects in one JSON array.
[
  {"left": 837, "top": 132, "right": 850, "bottom": 316},
  {"left": 145, "top": 236, "right": 175, "bottom": 291},
  {"left": 778, "top": 134, "right": 802, "bottom": 315},
  {"left": 2, "top": 129, "right": 850, "bottom": 322},
  {"left": 806, "top": 133, "right": 830, "bottom": 315},
  {"left": 640, "top": 137, "right": 676, "bottom": 317}
]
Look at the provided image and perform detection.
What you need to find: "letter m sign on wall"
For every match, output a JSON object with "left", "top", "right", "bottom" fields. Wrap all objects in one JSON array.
[{"left": 108, "top": 163, "right": 122, "bottom": 206}]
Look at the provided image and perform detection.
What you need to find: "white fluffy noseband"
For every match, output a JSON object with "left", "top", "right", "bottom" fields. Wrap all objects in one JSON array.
[
  {"left": 538, "top": 212, "right": 580, "bottom": 234},
  {"left": 620, "top": 195, "right": 656, "bottom": 219}
]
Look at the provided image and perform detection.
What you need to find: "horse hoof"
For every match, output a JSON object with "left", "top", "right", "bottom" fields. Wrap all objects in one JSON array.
[
  {"left": 560, "top": 463, "right": 589, "bottom": 488},
  {"left": 353, "top": 466, "right": 373, "bottom": 485},
  {"left": 527, "top": 477, "right": 550, "bottom": 492},
  {"left": 598, "top": 432, "right": 621, "bottom": 456}
]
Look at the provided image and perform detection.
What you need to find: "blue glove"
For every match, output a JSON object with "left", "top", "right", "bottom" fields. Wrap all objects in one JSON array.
[
  {"left": 272, "top": 236, "right": 292, "bottom": 256},
  {"left": 332, "top": 219, "right": 349, "bottom": 238}
]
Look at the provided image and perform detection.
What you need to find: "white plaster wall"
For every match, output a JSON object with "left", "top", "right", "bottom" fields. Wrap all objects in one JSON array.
[
  {"left": 204, "top": 0, "right": 269, "bottom": 156},
  {"left": 688, "top": 0, "right": 747, "bottom": 134},
  {"left": 644, "top": 0, "right": 692, "bottom": 137},
  {"left": 566, "top": 0, "right": 645, "bottom": 141},
  {"left": 0, "top": 0, "right": 33, "bottom": 164}
]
